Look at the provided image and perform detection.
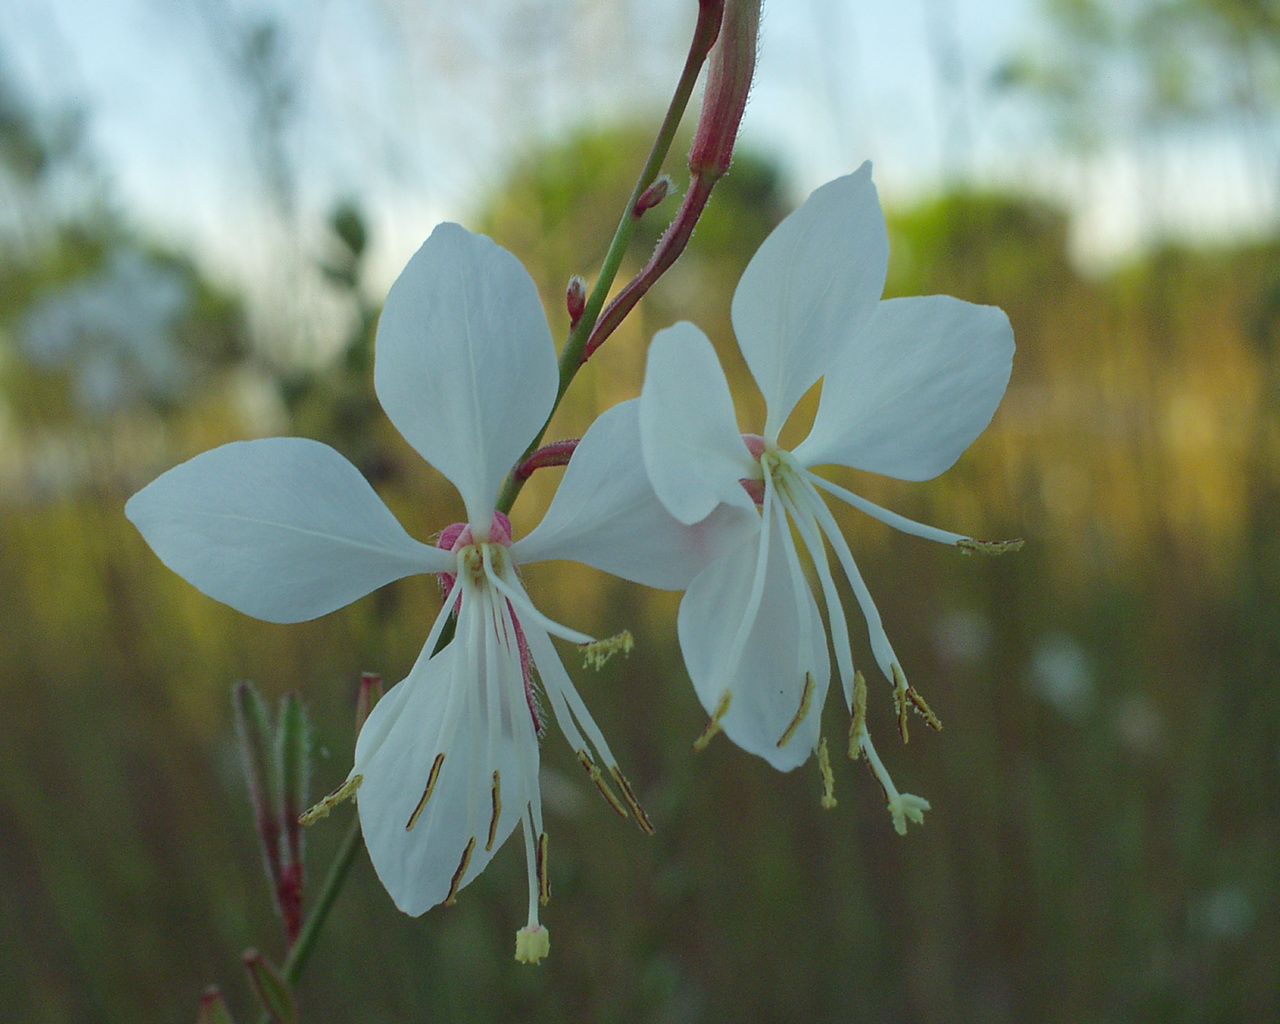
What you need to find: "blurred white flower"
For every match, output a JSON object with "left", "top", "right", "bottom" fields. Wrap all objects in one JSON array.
[
  {"left": 639, "top": 164, "right": 1017, "bottom": 833},
  {"left": 1029, "top": 633, "right": 1095, "bottom": 721},
  {"left": 127, "top": 223, "right": 748, "bottom": 960},
  {"left": 21, "top": 248, "right": 191, "bottom": 414}
]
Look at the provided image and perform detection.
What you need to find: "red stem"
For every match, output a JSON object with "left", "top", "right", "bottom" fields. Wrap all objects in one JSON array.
[
  {"left": 582, "top": 173, "right": 718, "bottom": 363},
  {"left": 515, "top": 438, "right": 580, "bottom": 480}
]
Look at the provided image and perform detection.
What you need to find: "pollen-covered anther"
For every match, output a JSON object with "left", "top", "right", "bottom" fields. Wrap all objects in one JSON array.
[
  {"left": 579, "top": 630, "right": 634, "bottom": 671},
  {"left": 577, "top": 749, "right": 629, "bottom": 819},
  {"left": 444, "top": 837, "right": 476, "bottom": 906},
  {"left": 776, "top": 672, "right": 816, "bottom": 749},
  {"left": 693, "top": 690, "right": 733, "bottom": 752},
  {"left": 299, "top": 774, "right": 362, "bottom": 826},
  {"left": 957, "top": 537, "right": 1025, "bottom": 557},
  {"left": 848, "top": 671, "right": 868, "bottom": 760},
  {"left": 405, "top": 753, "right": 445, "bottom": 832},
  {"left": 515, "top": 925, "right": 550, "bottom": 965},
  {"left": 907, "top": 686, "right": 943, "bottom": 732},
  {"left": 485, "top": 771, "right": 502, "bottom": 851},
  {"left": 536, "top": 832, "right": 551, "bottom": 906},
  {"left": 609, "top": 766, "right": 655, "bottom": 835},
  {"left": 817, "top": 737, "right": 837, "bottom": 810},
  {"left": 891, "top": 664, "right": 911, "bottom": 744}
]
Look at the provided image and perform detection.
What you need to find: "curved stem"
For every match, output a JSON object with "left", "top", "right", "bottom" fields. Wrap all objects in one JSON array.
[{"left": 495, "top": 2, "right": 723, "bottom": 515}]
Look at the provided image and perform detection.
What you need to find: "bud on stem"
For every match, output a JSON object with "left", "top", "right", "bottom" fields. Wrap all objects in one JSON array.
[
  {"left": 196, "top": 987, "right": 236, "bottom": 1024},
  {"left": 242, "top": 950, "right": 298, "bottom": 1024},
  {"left": 688, "top": 0, "right": 759, "bottom": 179},
  {"left": 233, "top": 682, "right": 283, "bottom": 894},
  {"left": 565, "top": 275, "right": 587, "bottom": 327}
]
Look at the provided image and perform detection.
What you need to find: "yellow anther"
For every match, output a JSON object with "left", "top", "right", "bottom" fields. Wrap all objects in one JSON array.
[
  {"left": 577, "top": 749, "right": 629, "bottom": 819},
  {"left": 609, "top": 766, "right": 655, "bottom": 835},
  {"left": 776, "top": 673, "right": 816, "bottom": 749},
  {"left": 817, "top": 737, "right": 837, "bottom": 810},
  {"left": 485, "top": 770, "right": 502, "bottom": 851},
  {"left": 579, "top": 630, "right": 635, "bottom": 670},
  {"left": 444, "top": 837, "right": 476, "bottom": 906},
  {"left": 405, "top": 753, "right": 446, "bottom": 832},
  {"left": 907, "top": 686, "right": 943, "bottom": 732},
  {"left": 892, "top": 664, "right": 910, "bottom": 744},
  {"left": 957, "top": 537, "right": 1025, "bottom": 557},
  {"left": 536, "top": 832, "right": 551, "bottom": 906},
  {"left": 848, "top": 672, "right": 868, "bottom": 760},
  {"left": 299, "top": 774, "right": 362, "bottom": 826},
  {"left": 693, "top": 690, "right": 733, "bottom": 752}
]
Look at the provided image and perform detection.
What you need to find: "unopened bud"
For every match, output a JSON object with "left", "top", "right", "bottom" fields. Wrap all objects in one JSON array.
[
  {"left": 233, "top": 681, "right": 282, "bottom": 889},
  {"left": 566, "top": 275, "right": 587, "bottom": 326},
  {"left": 355, "top": 672, "right": 383, "bottom": 738},
  {"left": 242, "top": 950, "right": 298, "bottom": 1024},
  {"left": 634, "top": 174, "right": 674, "bottom": 216},
  {"left": 689, "top": 0, "right": 760, "bottom": 178},
  {"left": 196, "top": 987, "right": 236, "bottom": 1024}
]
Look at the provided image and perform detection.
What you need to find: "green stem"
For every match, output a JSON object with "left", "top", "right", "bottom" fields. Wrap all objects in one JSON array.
[
  {"left": 494, "top": 2, "right": 722, "bottom": 515},
  {"left": 257, "top": 816, "right": 363, "bottom": 1023}
]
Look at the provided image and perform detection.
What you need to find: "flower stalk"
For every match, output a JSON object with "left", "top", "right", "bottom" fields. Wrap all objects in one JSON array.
[{"left": 495, "top": 0, "right": 732, "bottom": 515}]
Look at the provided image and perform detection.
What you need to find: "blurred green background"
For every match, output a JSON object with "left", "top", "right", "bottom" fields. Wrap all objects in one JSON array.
[{"left": 1, "top": 1, "right": 1277, "bottom": 1021}]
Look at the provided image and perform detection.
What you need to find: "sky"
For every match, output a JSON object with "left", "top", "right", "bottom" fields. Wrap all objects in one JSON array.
[{"left": 1, "top": 0, "right": 1275, "bottom": 292}]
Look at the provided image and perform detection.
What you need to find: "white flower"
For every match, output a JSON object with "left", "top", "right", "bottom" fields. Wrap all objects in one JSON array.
[
  {"left": 126, "top": 223, "right": 749, "bottom": 958},
  {"left": 638, "top": 164, "right": 1016, "bottom": 832}
]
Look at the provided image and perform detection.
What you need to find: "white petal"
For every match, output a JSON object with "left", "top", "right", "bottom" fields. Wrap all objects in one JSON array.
[
  {"left": 355, "top": 638, "right": 529, "bottom": 916},
  {"left": 515, "top": 400, "right": 758, "bottom": 589},
  {"left": 375, "top": 223, "right": 558, "bottom": 528},
  {"left": 731, "top": 164, "right": 888, "bottom": 435},
  {"left": 678, "top": 504, "right": 830, "bottom": 771},
  {"left": 638, "top": 322, "right": 756, "bottom": 526},
  {"left": 125, "top": 438, "right": 448, "bottom": 623},
  {"left": 794, "top": 295, "right": 1014, "bottom": 480}
]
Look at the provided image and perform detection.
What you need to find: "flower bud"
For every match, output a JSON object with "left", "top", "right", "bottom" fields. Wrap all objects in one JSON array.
[
  {"left": 242, "top": 950, "right": 298, "bottom": 1024},
  {"left": 233, "top": 681, "right": 282, "bottom": 888},
  {"left": 355, "top": 671, "right": 383, "bottom": 738},
  {"left": 565, "top": 275, "right": 587, "bottom": 326},
  {"left": 688, "top": 0, "right": 760, "bottom": 178},
  {"left": 633, "top": 174, "right": 674, "bottom": 216},
  {"left": 196, "top": 986, "right": 236, "bottom": 1024}
]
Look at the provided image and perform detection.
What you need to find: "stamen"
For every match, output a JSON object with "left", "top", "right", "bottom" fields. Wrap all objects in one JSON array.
[
  {"left": 893, "top": 664, "right": 910, "bottom": 745},
  {"left": 444, "top": 837, "right": 477, "bottom": 906},
  {"left": 803, "top": 469, "right": 969, "bottom": 548},
  {"left": 907, "top": 686, "right": 943, "bottom": 732},
  {"left": 957, "top": 537, "right": 1025, "bottom": 556},
  {"left": 577, "top": 749, "right": 629, "bottom": 820},
  {"left": 776, "top": 673, "right": 816, "bottom": 749},
  {"left": 405, "top": 753, "right": 445, "bottom": 832},
  {"left": 848, "top": 671, "right": 868, "bottom": 760},
  {"left": 782, "top": 482, "right": 857, "bottom": 709},
  {"left": 805, "top": 492, "right": 901, "bottom": 683},
  {"left": 609, "top": 766, "right": 655, "bottom": 835},
  {"left": 536, "top": 832, "right": 551, "bottom": 906},
  {"left": 817, "top": 737, "right": 837, "bottom": 810},
  {"left": 483, "top": 550, "right": 593, "bottom": 645},
  {"left": 580, "top": 630, "right": 634, "bottom": 670},
  {"left": 299, "top": 774, "right": 362, "bottom": 826},
  {"left": 486, "top": 770, "right": 502, "bottom": 851},
  {"left": 693, "top": 690, "right": 733, "bottom": 752}
]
